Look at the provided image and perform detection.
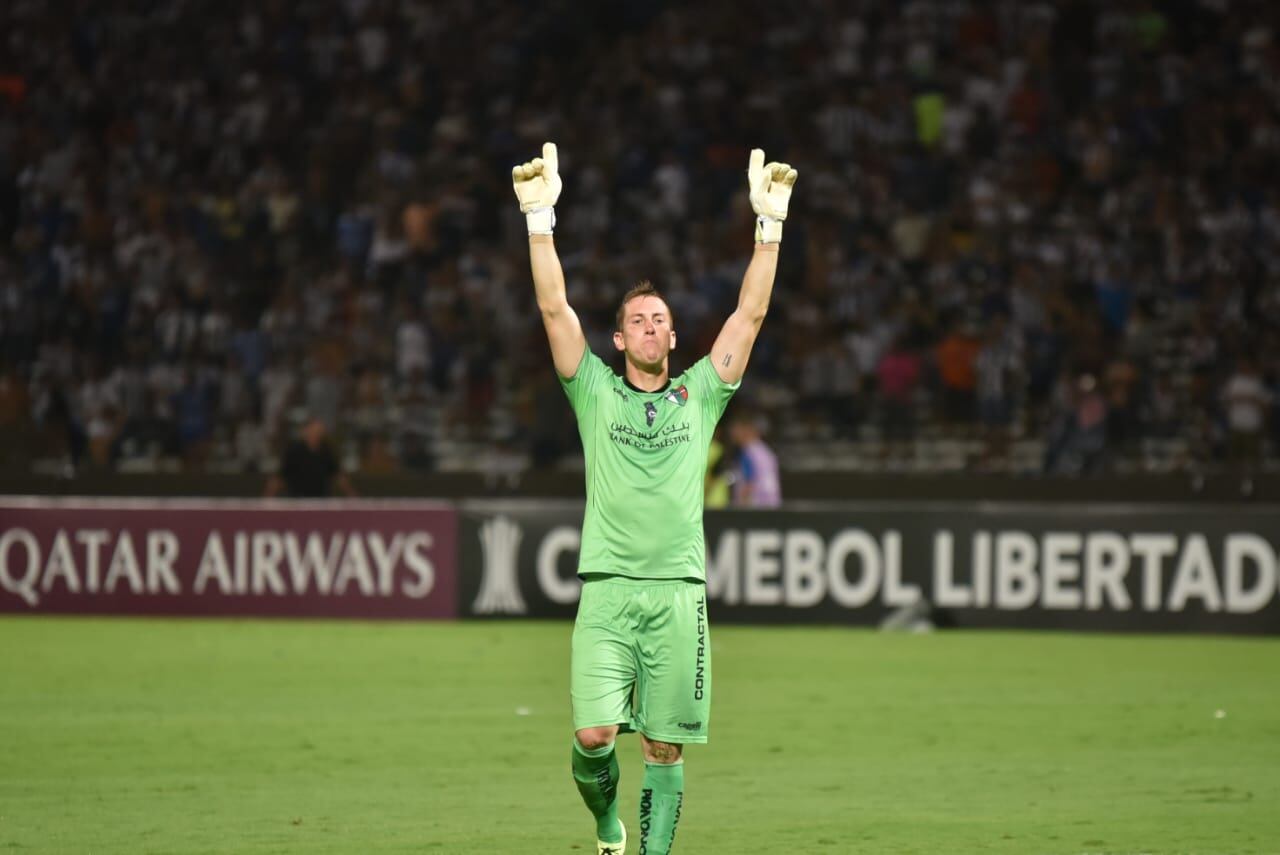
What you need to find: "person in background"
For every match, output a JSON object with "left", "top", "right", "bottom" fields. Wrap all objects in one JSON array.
[
  {"left": 934, "top": 317, "right": 981, "bottom": 426},
  {"left": 877, "top": 334, "right": 922, "bottom": 456},
  {"left": 729, "top": 411, "right": 782, "bottom": 508},
  {"left": 704, "top": 425, "right": 731, "bottom": 509},
  {"left": 974, "top": 317, "right": 1019, "bottom": 465},
  {"left": 264, "top": 416, "right": 357, "bottom": 498},
  {"left": 1044, "top": 373, "right": 1109, "bottom": 474},
  {"left": 1222, "top": 356, "right": 1271, "bottom": 467}
]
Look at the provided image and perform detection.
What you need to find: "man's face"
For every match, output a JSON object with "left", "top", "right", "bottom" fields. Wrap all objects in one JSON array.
[
  {"left": 614, "top": 295, "right": 675, "bottom": 370},
  {"left": 303, "top": 419, "right": 326, "bottom": 448}
]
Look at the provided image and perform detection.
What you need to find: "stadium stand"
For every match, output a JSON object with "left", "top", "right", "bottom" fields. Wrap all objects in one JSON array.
[{"left": 1, "top": 0, "right": 1277, "bottom": 479}]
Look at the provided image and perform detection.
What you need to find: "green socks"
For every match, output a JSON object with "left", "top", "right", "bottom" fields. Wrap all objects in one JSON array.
[
  {"left": 573, "top": 742, "right": 686, "bottom": 852},
  {"left": 639, "top": 760, "right": 685, "bottom": 855},
  {"left": 571, "top": 740, "right": 623, "bottom": 844}
]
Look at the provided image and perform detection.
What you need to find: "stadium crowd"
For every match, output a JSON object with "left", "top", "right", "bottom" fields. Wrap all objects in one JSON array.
[{"left": 1, "top": 0, "right": 1278, "bottom": 480}]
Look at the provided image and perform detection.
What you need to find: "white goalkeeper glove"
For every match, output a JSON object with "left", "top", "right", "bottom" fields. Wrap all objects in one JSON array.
[
  {"left": 747, "top": 149, "right": 798, "bottom": 243},
  {"left": 512, "top": 142, "right": 562, "bottom": 235}
]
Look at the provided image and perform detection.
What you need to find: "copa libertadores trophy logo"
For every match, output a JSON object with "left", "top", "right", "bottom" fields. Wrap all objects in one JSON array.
[{"left": 473, "top": 515, "right": 527, "bottom": 615}]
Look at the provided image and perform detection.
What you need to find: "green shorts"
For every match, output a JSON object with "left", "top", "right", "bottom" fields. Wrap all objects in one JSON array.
[{"left": 571, "top": 576, "right": 711, "bottom": 744}]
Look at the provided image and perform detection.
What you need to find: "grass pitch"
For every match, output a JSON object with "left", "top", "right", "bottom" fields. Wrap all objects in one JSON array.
[{"left": 1, "top": 618, "right": 1277, "bottom": 854}]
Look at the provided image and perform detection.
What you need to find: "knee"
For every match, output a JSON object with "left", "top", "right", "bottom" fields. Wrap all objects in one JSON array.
[
  {"left": 575, "top": 726, "right": 619, "bottom": 751},
  {"left": 641, "top": 739, "right": 682, "bottom": 764}
]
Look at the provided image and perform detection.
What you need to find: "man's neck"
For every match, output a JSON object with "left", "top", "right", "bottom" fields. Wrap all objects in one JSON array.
[{"left": 624, "top": 361, "right": 669, "bottom": 392}]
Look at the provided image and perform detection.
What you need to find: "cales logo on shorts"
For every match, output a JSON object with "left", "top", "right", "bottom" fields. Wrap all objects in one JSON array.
[{"left": 693, "top": 596, "right": 706, "bottom": 700}]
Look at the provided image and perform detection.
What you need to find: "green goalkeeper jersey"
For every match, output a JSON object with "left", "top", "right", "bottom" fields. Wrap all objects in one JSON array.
[{"left": 560, "top": 348, "right": 739, "bottom": 581}]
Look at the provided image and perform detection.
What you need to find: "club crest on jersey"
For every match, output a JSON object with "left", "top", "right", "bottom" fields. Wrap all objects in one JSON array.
[
  {"left": 644, "top": 401, "right": 657, "bottom": 426},
  {"left": 665, "top": 385, "right": 689, "bottom": 407}
]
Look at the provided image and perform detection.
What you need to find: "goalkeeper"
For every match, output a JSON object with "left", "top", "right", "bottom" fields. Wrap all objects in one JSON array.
[{"left": 514, "top": 142, "right": 796, "bottom": 854}]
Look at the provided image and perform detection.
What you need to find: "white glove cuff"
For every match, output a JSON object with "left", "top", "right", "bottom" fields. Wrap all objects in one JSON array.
[
  {"left": 526, "top": 207, "right": 555, "bottom": 235},
  {"left": 755, "top": 216, "right": 783, "bottom": 244}
]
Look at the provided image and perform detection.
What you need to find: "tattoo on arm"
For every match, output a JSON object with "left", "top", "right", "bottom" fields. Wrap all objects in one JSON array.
[{"left": 722, "top": 353, "right": 732, "bottom": 367}]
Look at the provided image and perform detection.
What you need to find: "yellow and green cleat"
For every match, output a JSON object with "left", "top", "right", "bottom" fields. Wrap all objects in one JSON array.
[{"left": 597, "top": 820, "right": 625, "bottom": 855}]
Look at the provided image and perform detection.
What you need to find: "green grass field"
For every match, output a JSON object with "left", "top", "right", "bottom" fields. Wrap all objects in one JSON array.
[{"left": 1, "top": 618, "right": 1277, "bottom": 854}]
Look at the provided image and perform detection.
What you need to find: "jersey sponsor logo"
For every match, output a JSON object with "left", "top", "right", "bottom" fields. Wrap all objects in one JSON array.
[
  {"left": 693, "top": 596, "right": 707, "bottom": 700},
  {"left": 608, "top": 420, "right": 692, "bottom": 450},
  {"left": 664, "top": 385, "right": 689, "bottom": 407},
  {"left": 472, "top": 515, "right": 527, "bottom": 614},
  {"left": 644, "top": 401, "right": 657, "bottom": 426}
]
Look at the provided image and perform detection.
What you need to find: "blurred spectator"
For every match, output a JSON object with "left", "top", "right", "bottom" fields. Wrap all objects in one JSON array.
[
  {"left": 704, "top": 426, "right": 731, "bottom": 510},
  {"left": 396, "top": 369, "right": 436, "bottom": 473},
  {"left": 171, "top": 366, "right": 215, "bottom": 469},
  {"left": 729, "top": 412, "right": 781, "bottom": 508},
  {"left": 975, "top": 317, "right": 1019, "bottom": 461},
  {"left": 264, "top": 416, "right": 357, "bottom": 499},
  {"left": 1141, "top": 373, "right": 1180, "bottom": 440},
  {"left": 232, "top": 410, "right": 268, "bottom": 474},
  {"left": 1221, "top": 357, "right": 1271, "bottom": 466},
  {"left": 523, "top": 368, "right": 575, "bottom": 469},
  {"left": 360, "top": 432, "right": 399, "bottom": 475},
  {"left": 396, "top": 304, "right": 431, "bottom": 382},
  {"left": 877, "top": 336, "right": 923, "bottom": 447},
  {"left": 1103, "top": 350, "right": 1142, "bottom": 454},
  {"left": 935, "top": 319, "right": 981, "bottom": 425},
  {"left": 1045, "top": 373, "right": 1109, "bottom": 475}
]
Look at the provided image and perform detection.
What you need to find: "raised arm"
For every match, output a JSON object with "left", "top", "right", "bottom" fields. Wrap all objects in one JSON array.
[
  {"left": 514, "top": 142, "right": 588, "bottom": 378},
  {"left": 711, "top": 150, "right": 798, "bottom": 384},
  {"left": 529, "top": 234, "right": 587, "bottom": 377}
]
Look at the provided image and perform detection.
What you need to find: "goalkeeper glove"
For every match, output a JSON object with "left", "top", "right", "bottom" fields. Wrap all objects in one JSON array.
[
  {"left": 747, "top": 149, "right": 797, "bottom": 243},
  {"left": 512, "top": 142, "right": 562, "bottom": 235}
]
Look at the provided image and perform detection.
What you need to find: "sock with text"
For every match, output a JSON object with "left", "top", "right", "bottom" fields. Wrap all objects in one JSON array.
[
  {"left": 572, "top": 740, "right": 623, "bottom": 844},
  {"left": 639, "top": 760, "right": 684, "bottom": 854}
]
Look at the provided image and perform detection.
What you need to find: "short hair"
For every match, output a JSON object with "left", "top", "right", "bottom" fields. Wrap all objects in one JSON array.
[{"left": 616, "top": 281, "right": 674, "bottom": 331}]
